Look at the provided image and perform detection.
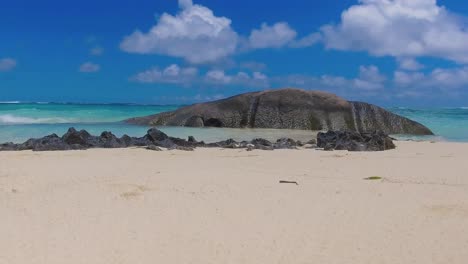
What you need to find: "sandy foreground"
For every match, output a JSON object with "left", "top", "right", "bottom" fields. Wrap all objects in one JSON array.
[{"left": 1, "top": 141, "right": 468, "bottom": 264}]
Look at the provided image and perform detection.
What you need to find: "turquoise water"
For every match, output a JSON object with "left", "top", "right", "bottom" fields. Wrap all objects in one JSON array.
[
  {"left": 0, "top": 103, "right": 178, "bottom": 143},
  {"left": 389, "top": 107, "right": 468, "bottom": 142},
  {"left": 0, "top": 102, "right": 467, "bottom": 143}
]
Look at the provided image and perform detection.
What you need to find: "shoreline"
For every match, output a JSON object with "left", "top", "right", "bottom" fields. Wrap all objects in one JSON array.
[{"left": 1, "top": 141, "right": 468, "bottom": 263}]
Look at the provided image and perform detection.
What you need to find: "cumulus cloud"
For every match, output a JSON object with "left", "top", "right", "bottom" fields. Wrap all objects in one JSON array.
[
  {"left": 290, "top": 33, "right": 322, "bottom": 48},
  {"left": 353, "top": 65, "right": 386, "bottom": 90},
  {"left": 395, "top": 67, "right": 468, "bottom": 88},
  {"left": 205, "top": 70, "right": 233, "bottom": 84},
  {"left": 321, "top": 0, "right": 468, "bottom": 63},
  {"left": 205, "top": 70, "right": 269, "bottom": 87},
  {"left": 0, "top": 58, "right": 17, "bottom": 72},
  {"left": 79, "top": 62, "right": 100, "bottom": 73},
  {"left": 120, "top": 0, "right": 238, "bottom": 64},
  {"left": 397, "top": 58, "right": 424, "bottom": 71},
  {"left": 131, "top": 64, "right": 268, "bottom": 88},
  {"left": 178, "top": 0, "right": 193, "bottom": 9},
  {"left": 132, "top": 64, "right": 198, "bottom": 84},
  {"left": 275, "top": 65, "right": 387, "bottom": 97},
  {"left": 248, "top": 22, "right": 297, "bottom": 49},
  {"left": 394, "top": 71, "right": 426, "bottom": 86}
]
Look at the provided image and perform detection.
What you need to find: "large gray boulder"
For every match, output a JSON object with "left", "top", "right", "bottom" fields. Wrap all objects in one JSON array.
[{"left": 125, "top": 88, "right": 433, "bottom": 135}]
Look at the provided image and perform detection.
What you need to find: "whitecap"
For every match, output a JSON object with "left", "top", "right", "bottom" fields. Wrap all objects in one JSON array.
[
  {"left": 0, "top": 114, "right": 73, "bottom": 124},
  {"left": 0, "top": 101, "right": 21, "bottom": 104}
]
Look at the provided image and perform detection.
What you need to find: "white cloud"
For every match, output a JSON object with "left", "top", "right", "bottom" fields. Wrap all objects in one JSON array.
[
  {"left": 194, "top": 93, "right": 225, "bottom": 102},
  {"left": 132, "top": 64, "right": 198, "bottom": 84},
  {"left": 205, "top": 70, "right": 232, "bottom": 84},
  {"left": 394, "top": 71, "right": 425, "bottom": 86},
  {"left": 79, "top": 62, "right": 100, "bottom": 73},
  {"left": 397, "top": 58, "right": 424, "bottom": 71},
  {"left": 248, "top": 22, "right": 297, "bottom": 49},
  {"left": 400, "top": 67, "right": 468, "bottom": 88},
  {"left": 132, "top": 64, "right": 268, "bottom": 88},
  {"left": 0, "top": 58, "right": 17, "bottom": 72},
  {"left": 321, "top": 0, "right": 468, "bottom": 63},
  {"left": 205, "top": 70, "right": 269, "bottom": 87},
  {"left": 353, "top": 65, "right": 386, "bottom": 90},
  {"left": 120, "top": 0, "right": 238, "bottom": 64},
  {"left": 290, "top": 33, "right": 322, "bottom": 48},
  {"left": 275, "top": 65, "right": 386, "bottom": 97},
  {"left": 253, "top": 72, "right": 268, "bottom": 81},
  {"left": 178, "top": 0, "right": 193, "bottom": 9}
]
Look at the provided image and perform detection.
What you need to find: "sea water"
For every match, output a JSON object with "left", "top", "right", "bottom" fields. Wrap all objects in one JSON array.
[
  {"left": 389, "top": 107, "right": 468, "bottom": 142},
  {"left": 0, "top": 102, "right": 467, "bottom": 143}
]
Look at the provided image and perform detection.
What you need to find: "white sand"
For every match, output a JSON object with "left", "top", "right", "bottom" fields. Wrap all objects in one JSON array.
[{"left": 1, "top": 141, "right": 468, "bottom": 264}]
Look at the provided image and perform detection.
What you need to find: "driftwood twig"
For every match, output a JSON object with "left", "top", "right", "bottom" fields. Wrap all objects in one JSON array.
[{"left": 279, "top": 180, "right": 299, "bottom": 185}]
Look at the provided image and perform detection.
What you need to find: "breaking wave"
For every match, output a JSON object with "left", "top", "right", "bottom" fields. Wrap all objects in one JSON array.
[{"left": 0, "top": 114, "right": 74, "bottom": 124}]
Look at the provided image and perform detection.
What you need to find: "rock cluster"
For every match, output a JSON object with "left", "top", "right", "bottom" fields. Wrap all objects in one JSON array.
[
  {"left": 317, "top": 130, "right": 396, "bottom": 151},
  {"left": 0, "top": 127, "right": 303, "bottom": 152},
  {"left": 0, "top": 127, "right": 397, "bottom": 152}
]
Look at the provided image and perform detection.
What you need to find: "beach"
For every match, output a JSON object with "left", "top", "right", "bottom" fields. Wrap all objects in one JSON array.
[{"left": 1, "top": 141, "right": 468, "bottom": 264}]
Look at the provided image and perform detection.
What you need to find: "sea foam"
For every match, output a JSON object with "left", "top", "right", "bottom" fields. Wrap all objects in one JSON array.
[{"left": 0, "top": 114, "right": 72, "bottom": 124}]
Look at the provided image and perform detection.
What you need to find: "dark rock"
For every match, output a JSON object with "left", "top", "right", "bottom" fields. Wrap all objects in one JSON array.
[
  {"left": 173, "top": 146, "right": 195, "bottom": 151},
  {"left": 153, "top": 139, "right": 175, "bottom": 149},
  {"left": 256, "top": 145, "right": 274, "bottom": 151},
  {"left": 119, "top": 134, "right": 134, "bottom": 147},
  {"left": 146, "top": 145, "right": 163, "bottom": 151},
  {"left": 0, "top": 127, "right": 397, "bottom": 153},
  {"left": 317, "top": 130, "right": 396, "bottom": 152},
  {"left": 249, "top": 138, "right": 274, "bottom": 150},
  {"left": 0, "top": 142, "right": 19, "bottom": 151},
  {"left": 129, "top": 136, "right": 153, "bottom": 147},
  {"left": 20, "top": 134, "right": 72, "bottom": 151},
  {"left": 188, "top": 136, "right": 197, "bottom": 143},
  {"left": 62, "top": 128, "right": 93, "bottom": 146},
  {"left": 274, "top": 138, "right": 298, "bottom": 149},
  {"left": 100, "top": 131, "right": 124, "bottom": 148},
  {"left": 169, "top": 137, "right": 198, "bottom": 148},
  {"left": 208, "top": 139, "right": 238, "bottom": 148},
  {"left": 251, "top": 138, "right": 272, "bottom": 147},
  {"left": 125, "top": 88, "right": 433, "bottom": 135},
  {"left": 185, "top": 116, "right": 204, "bottom": 127},
  {"left": 146, "top": 128, "right": 169, "bottom": 142}
]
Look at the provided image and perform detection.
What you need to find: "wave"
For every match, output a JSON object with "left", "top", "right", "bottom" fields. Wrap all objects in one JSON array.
[
  {"left": 0, "top": 114, "right": 75, "bottom": 124},
  {"left": 0, "top": 101, "right": 21, "bottom": 104}
]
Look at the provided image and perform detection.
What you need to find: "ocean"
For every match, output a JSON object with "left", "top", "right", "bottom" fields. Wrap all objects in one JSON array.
[{"left": 0, "top": 102, "right": 467, "bottom": 143}]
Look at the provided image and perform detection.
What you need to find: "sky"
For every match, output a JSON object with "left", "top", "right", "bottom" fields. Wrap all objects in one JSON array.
[{"left": 1, "top": 0, "right": 468, "bottom": 106}]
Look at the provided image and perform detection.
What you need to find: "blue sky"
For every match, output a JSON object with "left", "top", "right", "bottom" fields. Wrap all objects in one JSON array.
[{"left": 1, "top": 0, "right": 468, "bottom": 106}]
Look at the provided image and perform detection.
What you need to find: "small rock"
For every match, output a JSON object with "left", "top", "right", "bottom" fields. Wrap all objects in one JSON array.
[
  {"left": 174, "top": 146, "right": 195, "bottom": 151},
  {"left": 274, "top": 138, "right": 298, "bottom": 149},
  {"left": 251, "top": 138, "right": 272, "bottom": 147},
  {"left": 146, "top": 145, "right": 163, "bottom": 151},
  {"left": 317, "top": 130, "right": 396, "bottom": 152}
]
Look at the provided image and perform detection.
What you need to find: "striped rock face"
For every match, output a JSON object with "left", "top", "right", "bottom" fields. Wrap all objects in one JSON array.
[{"left": 126, "top": 88, "right": 433, "bottom": 136}]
